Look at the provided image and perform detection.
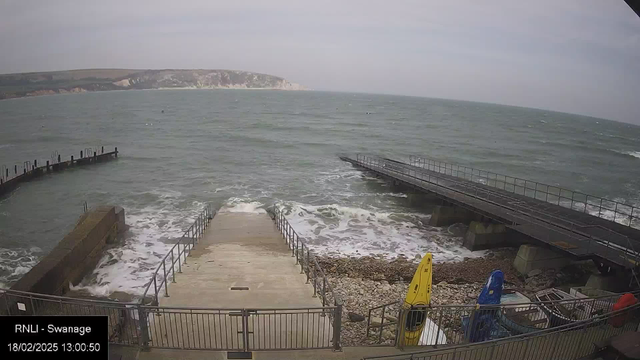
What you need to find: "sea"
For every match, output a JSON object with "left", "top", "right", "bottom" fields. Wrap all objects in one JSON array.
[{"left": 1, "top": 89, "right": 639, "bottom": 297}]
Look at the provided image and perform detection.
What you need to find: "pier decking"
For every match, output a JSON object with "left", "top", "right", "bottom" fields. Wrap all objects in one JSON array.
[{"left": 341, "top": 154, "right": 640, "bottom": 272}]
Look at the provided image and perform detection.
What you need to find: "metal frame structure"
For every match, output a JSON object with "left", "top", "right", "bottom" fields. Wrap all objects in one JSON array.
[
  {"left": 363, "top": 302, "right": 640, "bottom": 360},
  {"left": 142, "top": 305, "right": 338, "bottom": 351},
  {"left": 140, "top": 205, "right": 215, "bottom": 306},
  {"left": 367, "top": 291, "right": 640, "bottom": 348},
  {"left": 271, "top": 206, "right": 344, "bottom": 350},
  {"left": 1, "top": 205, "right": 344, "bottom": 352},
  {"left": 408, "top": 155, "right": 638, "bottom": 229},
  {"left": 349, "top": 155, "right": 640, "bottom": 271}
]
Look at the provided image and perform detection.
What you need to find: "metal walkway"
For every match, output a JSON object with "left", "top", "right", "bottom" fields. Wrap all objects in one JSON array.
[{"left": 341, "top": 155, "right": 640, "bottom": 271}]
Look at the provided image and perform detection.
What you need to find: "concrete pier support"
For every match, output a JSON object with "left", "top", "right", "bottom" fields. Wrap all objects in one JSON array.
[
  {"left": 429, "top": 205, "right": 477, "bottom": 227},
  {"left": 463, "top": 221, "right": 507, "bottom": 251},
  {"left": 513, "top": 244, "right": 570, "bottom": 275},
  {"left": 406, "top": 192, "right": 440, "bottom": 208},
  {"left": 585, "top": 274, "right": 627, "bottom": 293}
]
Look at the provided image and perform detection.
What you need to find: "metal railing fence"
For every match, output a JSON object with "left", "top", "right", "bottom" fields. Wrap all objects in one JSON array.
[
  {"left": 0, "top": 288, "right": 339, "bottom": 351},
  {"left": 354, "top": 155, "right": 640, "bottom": 267},
  {"left": 367, "top": 290, "right": 639, "bottom": 348},
  {"left": 363, "top": 302, "right": 640, "bottom": 360},
  {"left": 141, "top": 305, "right": 337, "bottom": 351},
  {"left": 408, "top": 155, "right": 639, "bottom": 229},
  {"left": 140, "top": 204, "right": 215, "bottom": 305},
  {"left": 270, "top": 206, "right": 344, "bottom": 350},
  {"left": 0, "top": 288, "right": 141, "bottom": 346},
  {"left": 1, "top": 204, "right": 345, "bottom": 352}
]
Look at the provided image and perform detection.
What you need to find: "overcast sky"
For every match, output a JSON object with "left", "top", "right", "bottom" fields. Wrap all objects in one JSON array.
[{"left": 1, "top": 0, "right": 639, "bottom": 123}]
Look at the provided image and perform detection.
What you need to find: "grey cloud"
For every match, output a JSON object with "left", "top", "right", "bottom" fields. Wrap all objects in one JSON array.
[{"left": 0, "top": 0, "right": 638, "bottom": 123}]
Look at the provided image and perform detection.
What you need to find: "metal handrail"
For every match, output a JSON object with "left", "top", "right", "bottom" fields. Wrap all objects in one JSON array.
[
  {"left": 271, "top": 206, "right": 343, "bottom": 307},
  {"left": 366, "top": 289, "right": 640, "bottom": 345},
  {"left": 1, "top": 287, "right": 139, "bottom": 306},
  {"left": 367, "top": 300, "right": 401, "bottom": 344},
  {"left": 408, "top": 155, "right": 639, "bottom": 229},
  {"left": 368, "top": 289, "right": 639, "bottom": 313},
  {"left": 364, "top": 301, "right": 640, "bottom": 359},
  {"left": 403, "top": 156, "right": 640, "bottom": 262},
  {"left": 140, "top": 204, "right": 215, "bottom": 305},
  {"left": 270, "top": 206, "right": 343, "bottom": 350},
  {"left": 354, "top": 155, "right": 640, "bottom": 265}
]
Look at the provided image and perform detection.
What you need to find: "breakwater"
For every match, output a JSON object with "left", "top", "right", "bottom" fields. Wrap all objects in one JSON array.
[{"left": 0, "top": 146, "right": 118, "bottom": 197}]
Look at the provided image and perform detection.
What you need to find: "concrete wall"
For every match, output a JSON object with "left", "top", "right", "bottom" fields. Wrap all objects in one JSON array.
[
  {"left": 10, "top": 206, "right": 125, "bottom": 295},
  {"left": 513, "top": 244, "right": 570, "bottom": 275},
  {"left": 429, "top": 205, "right": 480, "bottom": 227},
  {"left": 463, "top": 221, "right": 508, "bottom": 251}
]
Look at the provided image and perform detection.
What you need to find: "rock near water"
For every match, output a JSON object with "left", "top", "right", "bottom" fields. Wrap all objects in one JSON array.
[{"left": 348, "top": 312, "right": 365, "bottom": 322}]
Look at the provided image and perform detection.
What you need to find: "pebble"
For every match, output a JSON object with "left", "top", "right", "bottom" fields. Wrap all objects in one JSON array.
[
  {"left": 325, "top": 275, "right": 484, "bottom": 346},
  {"left": 318, "top": 252, "right": 596, "bottom": 346},
  {"left": 527, "top": 269, "right": 543, "bottom": 277},
  {"left": 348, "top": 312, "right": 365, "bottom": 322}
]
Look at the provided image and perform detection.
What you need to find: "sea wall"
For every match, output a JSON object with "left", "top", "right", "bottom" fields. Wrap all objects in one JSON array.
[{"left": 10, "top": 206, "right": 125, "bottom": 295}]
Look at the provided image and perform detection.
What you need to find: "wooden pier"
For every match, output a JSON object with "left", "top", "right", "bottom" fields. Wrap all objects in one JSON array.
[{"left": 0, "top": 146, "right": 118, "bottom": 197}]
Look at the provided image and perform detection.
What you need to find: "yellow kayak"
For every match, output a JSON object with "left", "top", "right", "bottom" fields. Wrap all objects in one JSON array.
[{"left": 402, "top": 253, "right": 433, "bottom": 346}]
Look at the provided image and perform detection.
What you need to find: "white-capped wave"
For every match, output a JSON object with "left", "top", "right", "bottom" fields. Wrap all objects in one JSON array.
[
  {"left": 220, "top": 197, "right": 266, "bottom": 214},
  {"left": 610, "top": 149, "right": 640, "bottom": 159},
  {"left": 71, "top": 189, "right": 207, "bottom": 297},
  {"left": 214, "top": 184, "right": 249, "bottom": 193},
  {"left": 278, "top": 201, "right": 485, "bottom": 262},
  {"left": 0, "top": 247, "right": 42, "bottom": 287}
]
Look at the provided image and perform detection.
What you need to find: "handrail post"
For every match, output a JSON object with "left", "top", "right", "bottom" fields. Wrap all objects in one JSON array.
[
  {"left": 171, "top": 251, "right": 176, "bottom": 282},
  {"left": 153, "top": 277, "right": 158, "bottom": 305},
  {"left": 177, "top": 243, "right": 182, "bottom": 273},
  {"left": 163, "top": 261, "right": 169, "bottom": 297},
  {"left": 138, "top": 305, "right": 150, "bottom": 350},
  {"left": 306, "top": 248, "right": 311, "bottom": 283},
  {"left": 434, "top": 308, "right": 444, "bottom": 348},
  {"left": 183, "top": 234, "right": 188, "bottom": 264},
  {"left": 292, "top": 234, "right": 296, "bottom": 257},
  {"left": 333, "top": 304, "right": 342, "bottom": 351},
  {"left": 300, "top": 243, "right": 305, "bottom": 274},
  {"left": 322, "top": 277, "right": 327, "bottom": 306},
  {"left": 312, "top": 266, "right": 318, "bottom": 297},
  {"left": 584, "top": 195, "right": 589, "bottom": 213}
]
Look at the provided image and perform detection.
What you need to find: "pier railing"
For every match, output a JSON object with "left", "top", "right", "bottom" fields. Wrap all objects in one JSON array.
[
  {"left": 408, "top": 155, "right": 639, "bottom": 229},
  {"left": 363, "top": 302, "right": 640, "bottom": 360},
  {"left": 140, "top": 204, "right": 215, "bottom": 306},
  {"left": 354, "top": 154, "right": 640, "bottom": 268},
  {"left": 270, "top": 206, "right": 343, "bottom": 350}
]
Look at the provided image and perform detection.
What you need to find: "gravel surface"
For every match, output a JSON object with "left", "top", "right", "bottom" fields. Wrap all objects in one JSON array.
[
  {"left": 318, "top": 248, "right": 523, "bottom": 285},
  {"left": 327, "top": 276, "right": 484, "bottom": 346},
  {"left": 319, "top": 249, "right": 596, "bottom": 346}
]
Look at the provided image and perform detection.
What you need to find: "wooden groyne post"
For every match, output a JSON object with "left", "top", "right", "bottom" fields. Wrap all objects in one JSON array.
[{"left": 0, "top": 146, "right": 119, "bottom": 197}]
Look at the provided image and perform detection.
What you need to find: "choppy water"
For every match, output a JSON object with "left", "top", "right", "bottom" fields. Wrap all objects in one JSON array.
[{"left": 1, "top": 89, "right": 639, "bottom": 296}]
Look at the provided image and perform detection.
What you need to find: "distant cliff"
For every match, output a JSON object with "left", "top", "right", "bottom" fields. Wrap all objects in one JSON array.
[{"left": 0, "top": 69, "right": 306, "bottom": 100}]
